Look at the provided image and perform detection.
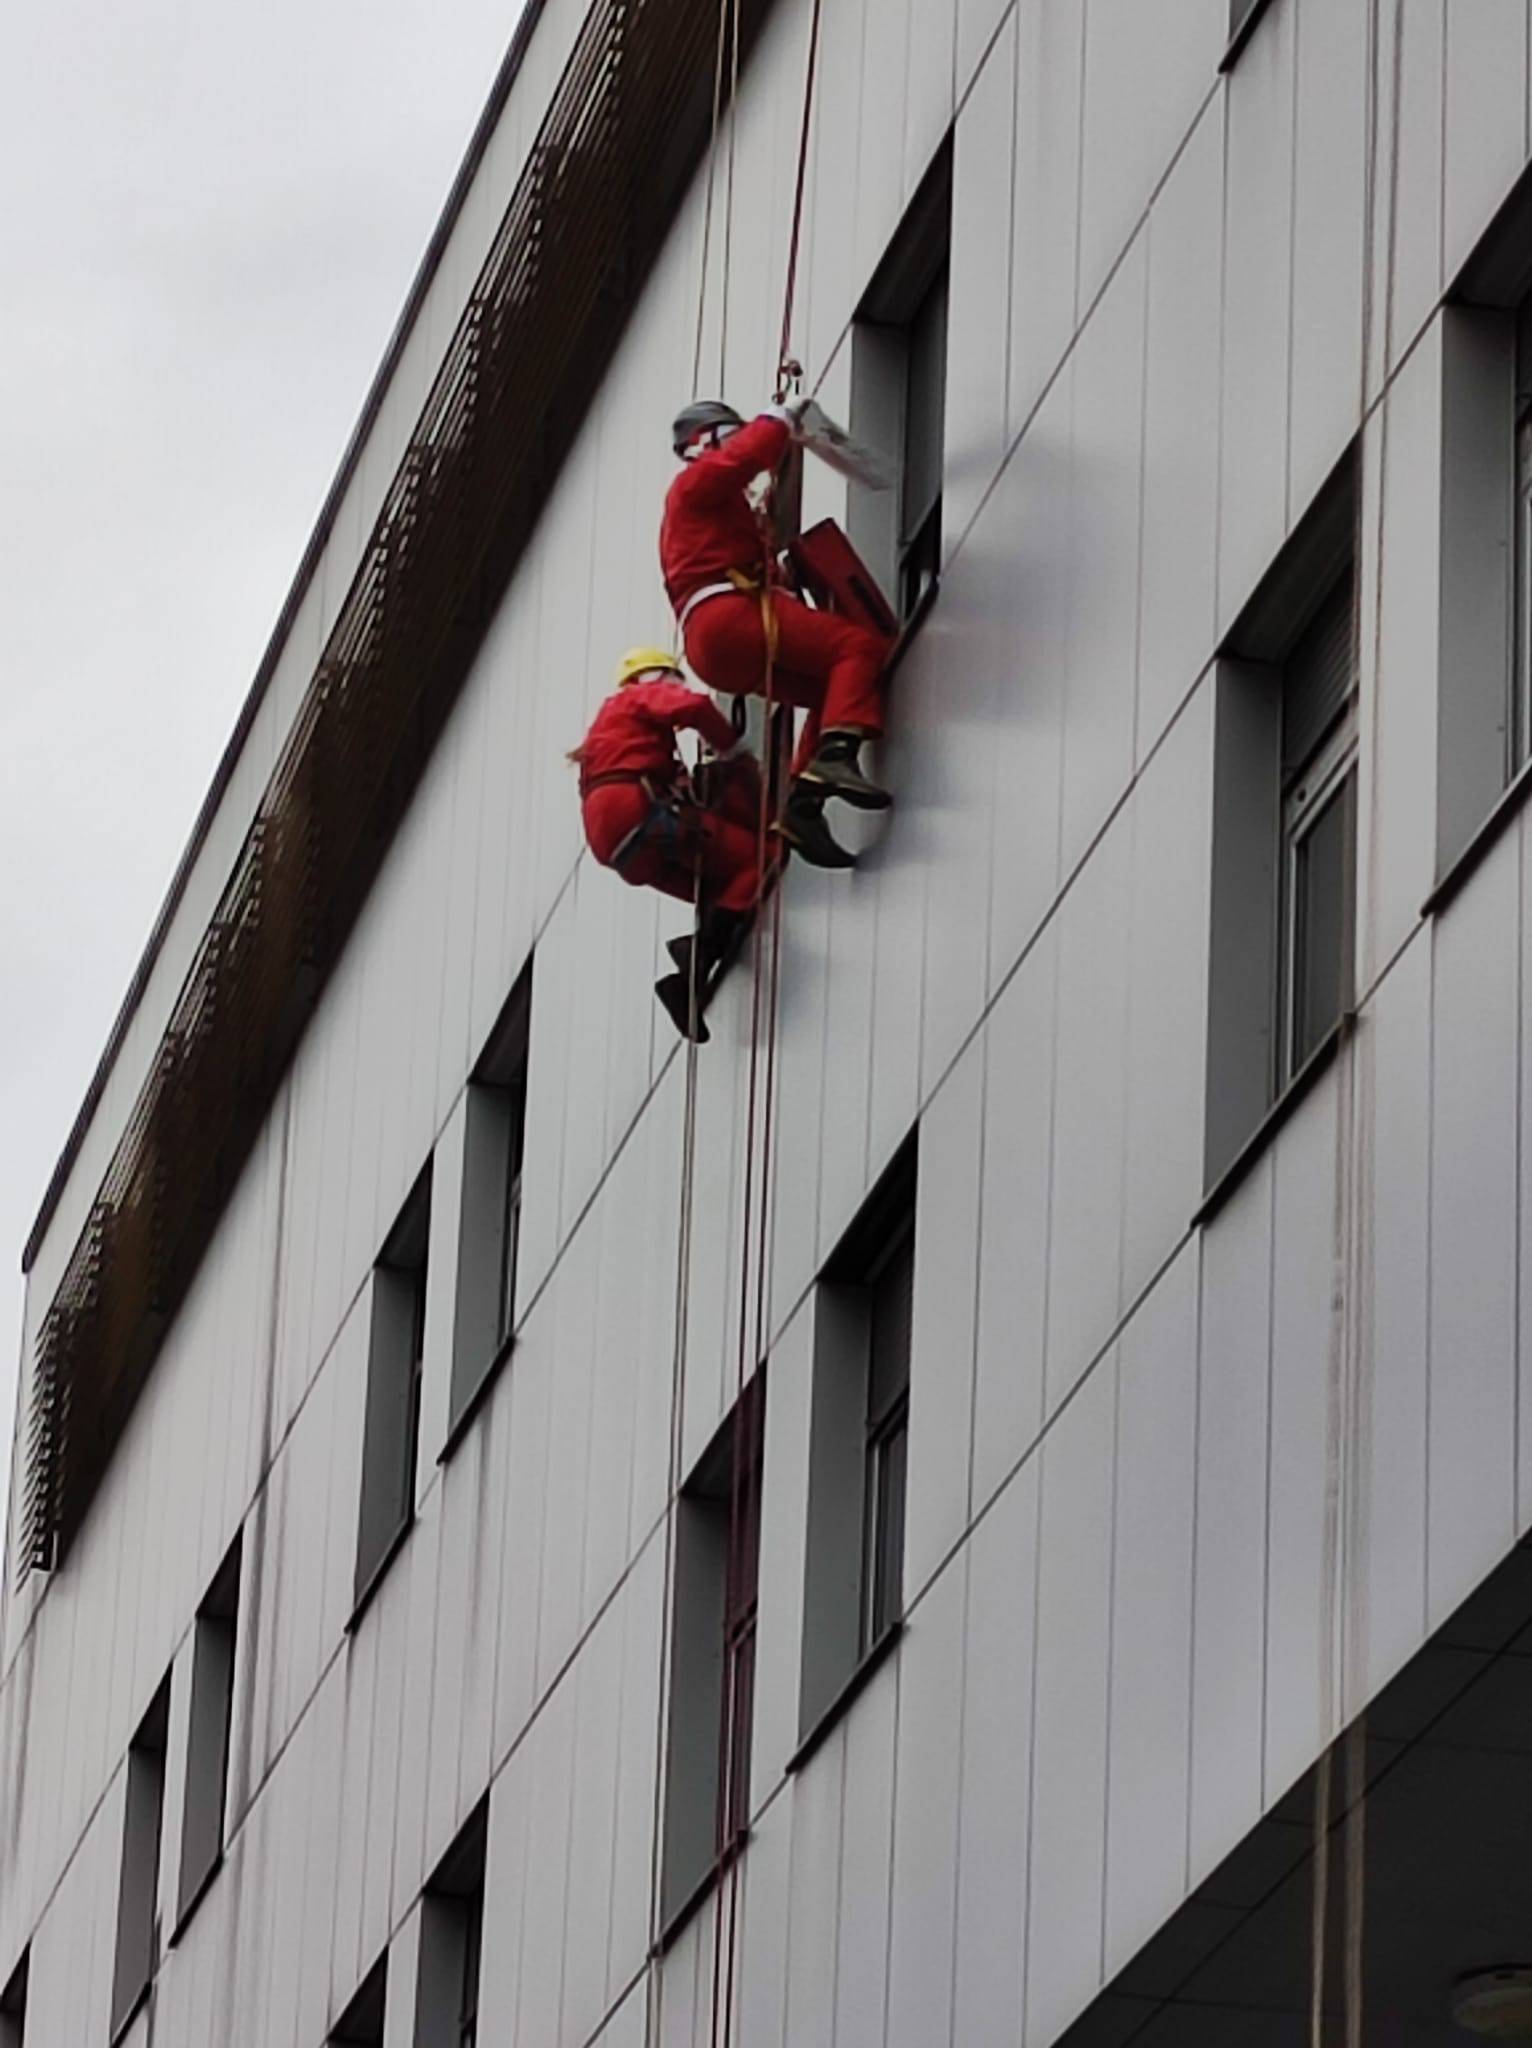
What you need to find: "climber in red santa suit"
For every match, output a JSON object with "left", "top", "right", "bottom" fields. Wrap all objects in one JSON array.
[
  {"left": 661, "top": 398, "right": 894, "bottom": 870},
  {"left": 573, "top": 645, "right": 766, "bottom": 1039}
]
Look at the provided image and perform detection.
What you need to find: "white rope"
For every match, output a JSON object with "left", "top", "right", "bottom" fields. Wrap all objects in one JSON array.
[
  {"left": 718, "top": 0, "right": 742, "bottom": 395},
  {"left": 690, "top": 0, "right": 733, "bottom": 402},
  {"left": 1310, "top": 0, "right": 1403, "bottom": 2035},
  {"left": 643, "top": 974, "right": 703, "bottom": 2048},
  {"left": 646, "top": 0, "right": 740, "bottom": 2024}
]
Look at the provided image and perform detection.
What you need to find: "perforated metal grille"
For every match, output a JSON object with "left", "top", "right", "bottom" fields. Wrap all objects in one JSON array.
[{"left": 22, "top": 0, "right": 773, "bottom": 1576}]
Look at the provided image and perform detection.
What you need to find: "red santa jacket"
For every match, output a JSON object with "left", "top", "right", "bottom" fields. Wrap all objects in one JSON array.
[
  {"left": 659, "top": 411, "right": 793, "bottom": 612},
  {"left": 576, "top": 678, "right": 739, "bottom": 796}
]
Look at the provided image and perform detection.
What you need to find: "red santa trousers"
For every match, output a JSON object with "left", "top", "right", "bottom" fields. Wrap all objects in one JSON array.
[
  {"left": 582, "top": 781, "right": 761, "bottom": 916},
  {"left": 682, "top": 590, "right": 890, "bottom": 776}
]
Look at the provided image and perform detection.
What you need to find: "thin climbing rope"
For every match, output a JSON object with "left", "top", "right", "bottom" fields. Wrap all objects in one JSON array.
[
  {"left": 719, "top": 0, "right": 743, "bottom": 394},
  {"left": 777, "top": 0, "right": 824, "bottom": 390},
  {"left": 709, "top": 4, "right": 823, "bottom": 2031},
  {"left": 710, "top": 24, "right": 825, "bottom": 2048},
  {"left": 710, "top": 544, "right": 787, "bottom": 2048},
  {"left": 645, "top": 0, "right": 740, "bottom": 2036},
  {"left": 656, "top": 0, "right": 826, "bottom": 2030},
  {"left": 643, "top": 888, "right": 706, "bottom": 2048},
  {"left": 690, "top": 0, "right": 733, "bottom": 402}
]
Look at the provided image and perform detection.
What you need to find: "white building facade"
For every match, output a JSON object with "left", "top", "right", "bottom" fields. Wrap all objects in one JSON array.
[{"left": 7, "top": 0, "right": 1532, "bottom": 2042}]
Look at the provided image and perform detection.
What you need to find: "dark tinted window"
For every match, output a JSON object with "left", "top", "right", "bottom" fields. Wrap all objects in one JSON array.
[
  {"left": 355, "top": 1165, "right": 432, "bottom": 1608},
  {"left": 111, "top": 1678, "right": 170, "bottom": 2038}
]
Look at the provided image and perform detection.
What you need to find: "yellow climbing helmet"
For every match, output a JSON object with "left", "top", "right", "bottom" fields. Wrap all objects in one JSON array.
[{"left": 614, "top": 646, "right": 683, "bottom": 687}]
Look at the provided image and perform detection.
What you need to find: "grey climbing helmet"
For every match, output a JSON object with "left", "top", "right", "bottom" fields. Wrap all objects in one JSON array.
[{"left": 672, "top": 399, "right": 744, "bottom": 456}]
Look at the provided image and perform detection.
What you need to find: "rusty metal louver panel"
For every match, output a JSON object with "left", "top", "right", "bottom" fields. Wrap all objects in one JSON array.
[{"left": 21, "top": 0, "right": 774, "bottom": 1577}]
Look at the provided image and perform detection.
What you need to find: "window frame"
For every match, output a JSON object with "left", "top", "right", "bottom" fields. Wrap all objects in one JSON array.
[
  {"left": 445, "top": 964, "right": 532, "bottom": 1459},
  {"left": 402, "top": 1267, "right": 427, "bottom": 1511},
  {"left": 110, "top": 1677, "right": 171, "bottom": 2044},
  {"left": 496, "top": 1094, "right": 526, "bottom": 1353},
  {"left": 658, "top": 1374, "right": 766, "bottom": 1938},
  {"left": 172, "top": 1533, "right": 242, "bottom": 1941},
  {"left": 417, "top": 1801, "right": 488, "bottom": 2048},
  {"left": 721, "top": 1485, "right": 761, "bottom": 1854},
  {"left": 849, "top": 144, "right": 952, "bottom": 631},
  {"left": 352, "top": 1163, "right": 433, "bottom": 1623},
  {"left": 795, "top": 1134, "right": 917, "bottom": 1768},
  {"left": 1278, "top": 702, "right": 1359, "bottom": 1089},
  {"left": 458, "top": 1879, "right": 484, "bottom": 2048},
  {"left": 1513, "top": 404, "right": 1532, "bottom": 781},
  {"left": 859, "top": 1222, "right": 914, "bottom": 1656},
  {"left": 894, "top": 262, "right": 950, "bottom": 621},
  {"left": 1203, "top": 454, "right": 1359, "bottom": 1206}
]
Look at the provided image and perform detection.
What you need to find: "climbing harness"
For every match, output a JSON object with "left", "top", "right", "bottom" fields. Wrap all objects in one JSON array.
[{"left": 674, "top": 565, "right": 778, "bottom": 654}]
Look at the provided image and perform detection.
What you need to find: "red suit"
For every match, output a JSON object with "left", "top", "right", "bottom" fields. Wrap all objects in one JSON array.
[
  {"left": 660, "top": 412, "right": 891, "bottom": 773},
  {"left": 577, "top": 678, "right": 761, "bottom": 915}
]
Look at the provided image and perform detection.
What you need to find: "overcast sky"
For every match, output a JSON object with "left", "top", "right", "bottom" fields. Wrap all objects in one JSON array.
[{"left": 0, "top": 1, "right": 533, "bottom": 1529}]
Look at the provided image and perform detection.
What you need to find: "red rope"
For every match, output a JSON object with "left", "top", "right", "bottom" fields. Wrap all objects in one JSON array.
[{"left": 706, "top": 2, "right": 824, "bottom": 2035}]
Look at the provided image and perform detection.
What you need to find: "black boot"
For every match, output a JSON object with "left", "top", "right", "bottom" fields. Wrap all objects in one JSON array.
[
  {"left": 794, "top": 730, "right": 891, "bottom": 810},
  {"left": 698, "top": 906, "right": 751, "bottom": 982},
  {"left": 655, "top": 971, "right": 710, "bottom": 1044},
  {"left": 657, "top": 910, "right": 750, "bottom": 1042},
  {"left": 668, "top": 908, "right": 748, "bottom": 983},
  {"left": 773, "top": 791, "right": 858, "bottom": 869}
]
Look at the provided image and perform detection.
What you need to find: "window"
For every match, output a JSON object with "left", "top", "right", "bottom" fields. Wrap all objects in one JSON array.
[
  {"left": 799, "top": 1136, "right": 917, "bottom": 1746},
  {"left": 330, "top": 1957, "right": 386, "bottom": 2046},
  {"left": 175, "top": 1535, "right": 242, "bottom": 1932},
  {"left": 0, "top": 1950, "right": 28, "bottom": 2048},
  {"left": 459, "top": 1887, "right": 483, "bottom": 2048},
  {"left": 895, "top": 264, "right": 949, "bottom": 618},
  {"left": 1277, "top": 576, "right": 1359, "bottom": 1086},
  {"left": 861, "top": 1223, "right": 913, "bottom": 1653},
  {"left": 111, "top": 1676, "right": 170, "bottom": 2041},
  {"left": 354, "top": 1164, "right": 432, "bottom": 1611},
  {"left": 415, "top": 1802, "right": 487, "bottom": 2048},
  {"left": 850, "top": 145, "right": 951, "bottom": 624},
  {"left": 449, "top": 965, "right": 531, "bottom": 1443},
  {"left": 1204, "top": 459, "right": 1358, "bottom": 1194},
  {"left": 1513, "top": 305, "right": 1532, "bottom": 780},
  {"left": 1428, "top": 187, "right": 1532, "bottom": 885},
  {"left": 661, "top": 1375, "right": 764, "bottom": 1929},
  {"left": 1425, "top": 304, "right": 1521, "bottom": 879}
]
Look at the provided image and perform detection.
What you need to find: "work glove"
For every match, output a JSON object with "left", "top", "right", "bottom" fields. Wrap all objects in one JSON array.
[{"left": 766, "top": 395, "right": 811, "bottom": 433}]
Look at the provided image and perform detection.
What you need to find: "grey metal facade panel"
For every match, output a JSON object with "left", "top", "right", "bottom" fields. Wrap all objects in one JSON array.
[
  {"left": 14, "top": 0, "right": 1532, "bottom": 2040},
  {"left": 1104, "top": 1243, "right": 1199, "bottom": 1973}
]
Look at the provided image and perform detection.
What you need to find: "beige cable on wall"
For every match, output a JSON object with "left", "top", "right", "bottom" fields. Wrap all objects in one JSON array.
[{"left": 1311, "top": 0, "right": 1405, "bottom": 2039}]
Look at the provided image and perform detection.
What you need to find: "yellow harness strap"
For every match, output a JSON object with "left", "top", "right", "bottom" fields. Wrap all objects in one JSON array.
[{"left": 728, "top": 566, "right": 780, "bottom": 662}]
